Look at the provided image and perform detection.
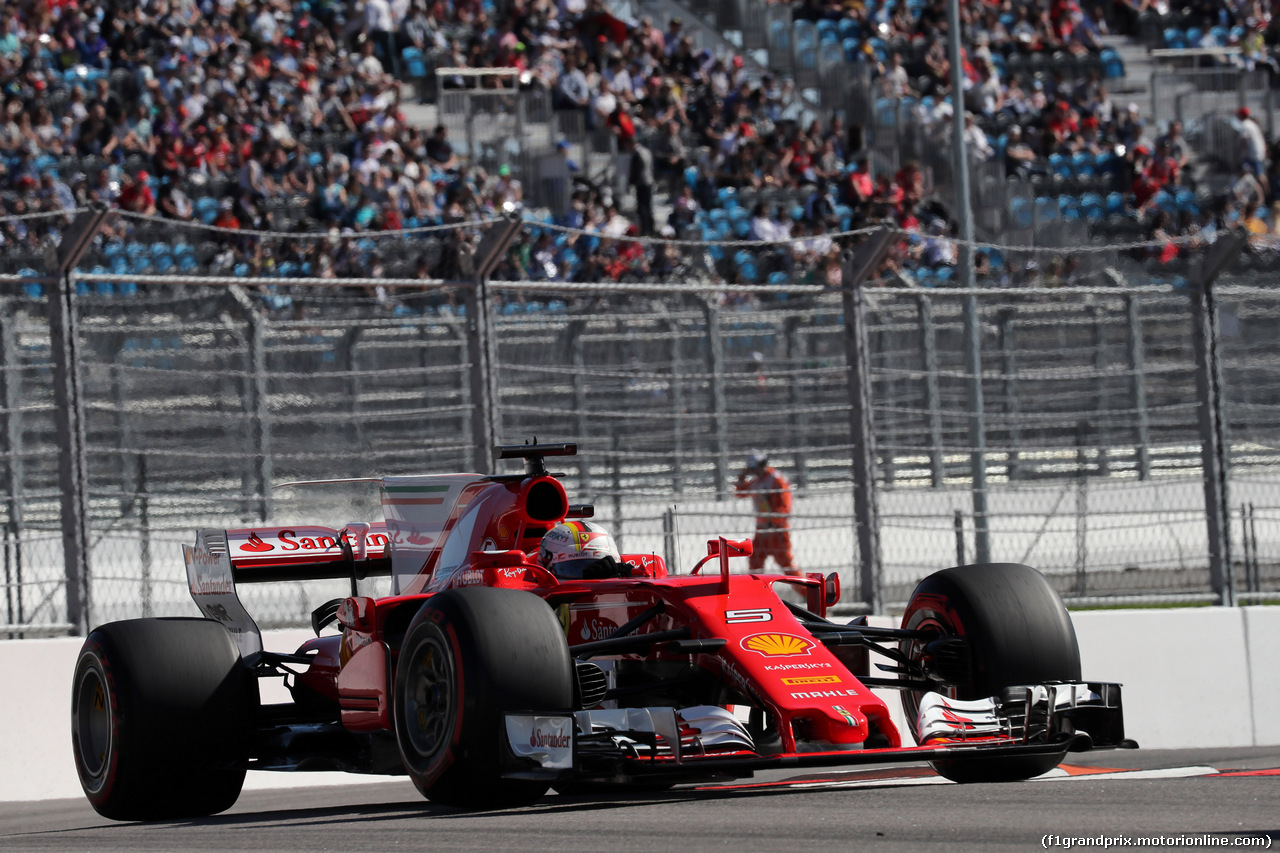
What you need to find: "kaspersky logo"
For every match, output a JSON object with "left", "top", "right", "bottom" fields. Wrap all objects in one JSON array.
[{"left": 740, "top": 633, "right": 815, "bottom": 657}]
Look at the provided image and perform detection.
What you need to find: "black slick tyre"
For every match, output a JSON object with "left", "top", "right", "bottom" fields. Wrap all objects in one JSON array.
[
  {"left": 394, "top": 587, "right": 573, "bottom": 809},
  {"left": 900, "top": 563, "right": 1081, "bottom": 783},
  {"left": 71, "top": 618, "right": 258, "bottom": 820}
]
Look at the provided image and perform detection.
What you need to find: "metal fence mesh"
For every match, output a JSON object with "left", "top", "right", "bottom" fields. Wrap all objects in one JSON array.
[{"left": 4, "top": 229, "right": 1279, "bottom": 634}]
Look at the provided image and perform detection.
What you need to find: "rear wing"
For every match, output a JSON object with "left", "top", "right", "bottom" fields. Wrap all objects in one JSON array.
[
  {"left": 215, "top": 524, "right": 394, "bottom": 582},
  {"left": 183, "top": 523, "right": 393, "bottom": 659}
]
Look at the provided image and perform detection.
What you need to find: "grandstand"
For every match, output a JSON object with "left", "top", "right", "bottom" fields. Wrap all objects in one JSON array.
[{"left": 0, "top": 0, "right": 1276, "bottom": 290}]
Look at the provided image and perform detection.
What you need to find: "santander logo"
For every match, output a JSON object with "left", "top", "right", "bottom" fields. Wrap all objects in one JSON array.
[
  {"left": 529, "top": 728, "right": 571, "bottom": 749},
  {"left": 239, "top": 531, "right": 274, "bottom": 553}
]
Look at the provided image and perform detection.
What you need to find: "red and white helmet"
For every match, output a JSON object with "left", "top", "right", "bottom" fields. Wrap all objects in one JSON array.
[{"left": 538, "top": 521, "right": 620, "bottom": 579}]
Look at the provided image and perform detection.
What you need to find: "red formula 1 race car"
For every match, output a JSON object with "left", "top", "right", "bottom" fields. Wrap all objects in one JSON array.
[{"left": 70, "top": 443, "right": 1133, "bottom": 820}]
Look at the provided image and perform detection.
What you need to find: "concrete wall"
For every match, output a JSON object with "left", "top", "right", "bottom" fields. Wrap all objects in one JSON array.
[{"left": 4, "top": 609, "right": 1277, "bottom": 803}]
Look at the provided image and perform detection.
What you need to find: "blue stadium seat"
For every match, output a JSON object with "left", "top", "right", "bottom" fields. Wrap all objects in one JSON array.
[
  {"left": 1080, "top": 192, "right": 1104, "bottom": 221},
  {"left": 1101, "top": 48, "right": 1124, "bottom": 79},
  {"left": 842, "top": 36, "right": 861, "bottom": 62},
  {"left": 875, "top": 96, "right": 897, "bottom": 128},
  {"left": 838, "top": 18, "right": 860, "bottom": 40},
  {"left": 402, "top": 46, "right": 427, "bottom": 79},
  {"left": 1059, "top": 195, "right": 1081, "bottom": 220},
  {"left": 196, "top": 197, "right": 218, "bottom": 224},
  {"left": 1009, "top": 197, "right": 1033, "bottom": 230},
  {"left": 1034, "top": 196, "right": 1059, "bottom": 224},
  {"left": 1104, "top": 191, "right": 1126, "bottom": 216},
  {"left": 770, "top": 19, "right": 791, "bottom": 53},
  {"left": 1071, "top": 152, "right": 1096, "bottom": 177}
]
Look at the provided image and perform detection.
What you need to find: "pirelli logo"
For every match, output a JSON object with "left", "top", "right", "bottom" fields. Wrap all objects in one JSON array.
[{"left": 781, "top": 675, "right": 842, "bottom": 686}]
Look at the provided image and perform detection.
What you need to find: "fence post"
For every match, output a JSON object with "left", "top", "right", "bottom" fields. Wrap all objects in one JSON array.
[
  {"left": 917, "top": 294, "right": 944, "bottom": 487},
  {"left": 963, "top": 289, "right": 991, "bottom": 565},
  {"left": 1126, "top": 294, "right": 1152, "bottom": 479},
  {"left": 469, "top": 213, "right": 524, "bottom": 473},
  {"left": 998, "top": 308, "right": 1022, "bottom": 481},
  {"left": 1, "top": 305, "right": 24, "bottom": 630},
  {"left": 841, "top": 229, "right": 894, "bottom": 611},
  {"left": 663, "top": 506, "right": 676, "bottom": 572},
  {"left": 703, "top": 301, "right": 729, "bottom": 499},
  {"left": 225, "top": 285, "right": 273, "bottom": 522},
  {"left": 878, "top": 310, "right": 897, "bottom": 487},
  {"left": 1190, "top": 232, "right": 1246, "bottom": 605},
  {"left": 1089, "top": 304, "right": 1110, "bottom": 476},
  {"left": 341, "top": 327, "right": 364, "bottom": 475},
  {"left": 953, "top": 509, "right": 965, "bottom": 566},
  {"left": 443, "top": 320, "right": 471, "bottom": 464},
  {"left": 667, "top": 319, "right": 685, "bottom": 495},
  {"left": 110, "top": 363, "right": 137, "bottom": 510},
  {"left": 137, "top": 453, "right": 152, "bottom": 618},
  {"left": 611, "top": 432, "right": 623, "bottom": 549},
  {"left": 465, "top": 278, "right": 498, "bottom": 474},
  {"left": 49, "top": 265, "right": 88, "bottom": 633},
  {"left": 245, "top": 306, "right": 273, "bottom": 522},
  {"left": 568, "top": 319, "right": 591, "bottom": 491},
  {"left": 1075, "top": 421, "right": 1090, "bottom": 596},
  {"left": 47, "top": 204, "right": 111, "bottom": 634},
  {"left": 784, "top": 315, "right": 808, "bottom": 489}
]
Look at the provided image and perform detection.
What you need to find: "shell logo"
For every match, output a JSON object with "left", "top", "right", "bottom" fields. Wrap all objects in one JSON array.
[{"left": 740, "top": 633, "right": 815, "bottom": 657}]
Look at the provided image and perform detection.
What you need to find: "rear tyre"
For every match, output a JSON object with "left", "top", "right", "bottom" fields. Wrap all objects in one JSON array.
[
  {"left": 394, "top": 588, "right": 573, "bottom": 809},
  {"left": 71, "top": 618, "right": 258, "bottom": 820},
  {"left": 900, "top": 563, "right": 1081, "bottom": 783}
]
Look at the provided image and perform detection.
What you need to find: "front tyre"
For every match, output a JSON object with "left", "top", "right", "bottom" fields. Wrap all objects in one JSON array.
[
  {"left": 900, "top": 563, "right": 1081, "bottom": 783},
  {"left": 394, "top": 588, "right": 573, "bottom": 809},
  {"left": 71, "top": 618, "right": 258, "bottom": 820}
]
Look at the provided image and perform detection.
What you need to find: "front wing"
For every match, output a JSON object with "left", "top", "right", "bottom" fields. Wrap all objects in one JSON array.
[{"left": 501, "top": 681, "right": 1131, "bottom": 783}]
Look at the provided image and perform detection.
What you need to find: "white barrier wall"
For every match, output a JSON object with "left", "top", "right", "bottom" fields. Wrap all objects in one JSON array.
[{"left": 3, "top": 609, "right": 1277, "bottom": 803}]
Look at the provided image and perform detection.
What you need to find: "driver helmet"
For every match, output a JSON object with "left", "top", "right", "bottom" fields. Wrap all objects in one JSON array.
[{"left": 538, "top": 521, "right": 621, "bottom": 579}]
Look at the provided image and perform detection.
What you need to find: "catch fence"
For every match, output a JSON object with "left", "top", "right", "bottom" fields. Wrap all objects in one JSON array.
[{"left": 2, "top": 219, "right": 1277, "bottom": 636}]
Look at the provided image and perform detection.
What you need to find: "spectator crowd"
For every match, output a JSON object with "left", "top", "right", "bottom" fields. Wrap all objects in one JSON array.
[{"left": 0, "top": 0, "right": 1278, "bottom": 291}]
